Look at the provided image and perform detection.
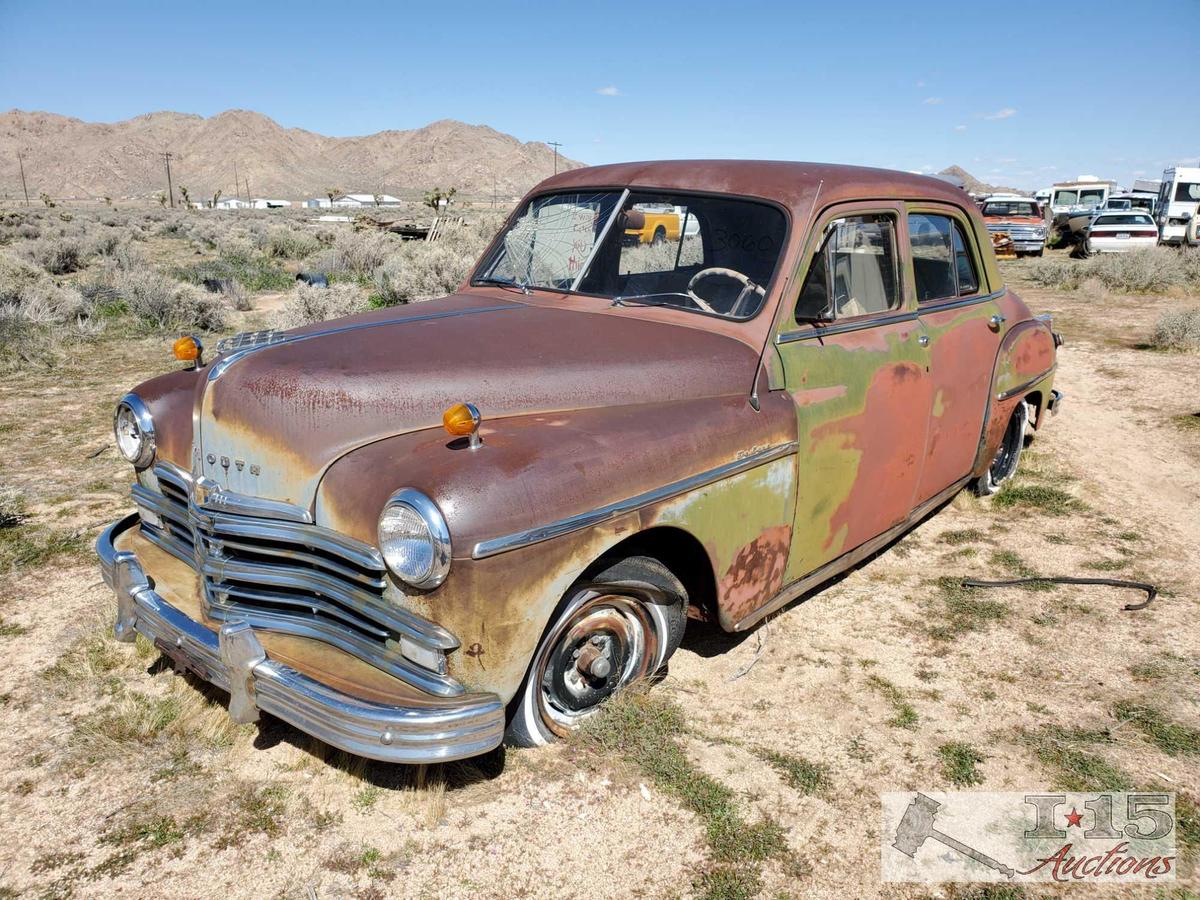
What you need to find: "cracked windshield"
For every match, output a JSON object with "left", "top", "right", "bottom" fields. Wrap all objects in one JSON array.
[{"left": 474, "top": 190, "right": 787, "bottom": 319}]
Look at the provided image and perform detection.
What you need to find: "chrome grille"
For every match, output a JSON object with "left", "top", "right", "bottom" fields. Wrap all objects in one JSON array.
[
  {"left": 986, "top": 222, "right": 1044, "bottom": 241},
  {"left": 131, "top": 463, "right": 460, "bottom": 696}
]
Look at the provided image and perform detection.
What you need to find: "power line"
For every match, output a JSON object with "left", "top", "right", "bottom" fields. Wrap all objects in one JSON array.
[{"left": 548, "top": 141, "right": 562, "bottom": 175}]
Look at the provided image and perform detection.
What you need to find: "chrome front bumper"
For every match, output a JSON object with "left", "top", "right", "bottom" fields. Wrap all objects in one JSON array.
[{"left": 97, "top": 513, "right": 505, "bottom": 763}]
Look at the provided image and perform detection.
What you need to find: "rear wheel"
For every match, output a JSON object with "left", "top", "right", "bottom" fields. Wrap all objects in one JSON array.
[
  {"left": 652, "top": 226, "right": 666, "bottom": 245},
  {"left": 504, "top": 556, "right": 687, "bottom": 747},
  {"left": 974, "top": 402, "right": 1029, "bottom": 496}
]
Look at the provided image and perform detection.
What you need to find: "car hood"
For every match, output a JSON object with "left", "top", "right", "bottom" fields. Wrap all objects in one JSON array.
[{"left": 195, "top": 292, "right": 759, "bottom": 507}]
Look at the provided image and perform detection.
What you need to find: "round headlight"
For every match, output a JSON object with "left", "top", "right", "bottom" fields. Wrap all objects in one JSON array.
[
  {"left": 113, "top": 394, "right": 155, "bottom": 468},
  {"left": 377, "top": 489, "right": 451, "bottom": 589}
]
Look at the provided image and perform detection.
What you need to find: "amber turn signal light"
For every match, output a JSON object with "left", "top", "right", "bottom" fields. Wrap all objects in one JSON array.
[
  {"left": 173, "top": 335, "right": 202, "bottom": 363},
  {"left": 443, "top": 402, "right": 483, "bottom": 449}
]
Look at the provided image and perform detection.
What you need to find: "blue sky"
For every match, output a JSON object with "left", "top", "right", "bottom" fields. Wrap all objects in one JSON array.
[{"left": 2, "top": 0, "right": 1197, "bottom": 190}]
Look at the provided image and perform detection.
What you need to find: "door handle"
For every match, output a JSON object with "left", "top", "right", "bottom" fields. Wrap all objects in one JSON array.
[
  {"left": 917, "top": 335, "right": 930, "bottom": 346},
  {"left": 989, "top": 313, "right": 1007, "bottom": 331}
]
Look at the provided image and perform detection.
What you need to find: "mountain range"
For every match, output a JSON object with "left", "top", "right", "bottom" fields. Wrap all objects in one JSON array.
[{"left": 0, "top": 109, "right": 584, "bottom": 202}]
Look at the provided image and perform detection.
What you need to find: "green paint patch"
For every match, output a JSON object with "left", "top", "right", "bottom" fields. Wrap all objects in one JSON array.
[
  {"left": 1112, "top": 702, "right": 1200, "bottom": 757},
  {"left": 992, "top": 484, "right": 1082, "bottom": 515},
  {"left": 938, "top": 742, "right": 986, "bottom": 786}
]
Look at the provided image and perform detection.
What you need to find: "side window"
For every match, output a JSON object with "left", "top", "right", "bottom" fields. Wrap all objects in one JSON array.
[
  {"left": 794, "top": 214, "right": 898, "bottom": 323},
  {"left": 909, "top": 214, "right": 956, "bottom": 302},
  {"left": 909, "top": 213, "right": 981, "bottom": 301},
  {"left": 951, "top": 221, "right": 979, "bottom": 295}
]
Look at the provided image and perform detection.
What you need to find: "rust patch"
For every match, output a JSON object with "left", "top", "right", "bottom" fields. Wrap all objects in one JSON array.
[{"left": 718, "top": 524, "right": 791, "bottom": 625}]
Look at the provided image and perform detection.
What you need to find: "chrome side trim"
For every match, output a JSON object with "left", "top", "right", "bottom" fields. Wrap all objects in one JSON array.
[
  {"left": 471, "top": 441, "right": 798, "bottom": 559},
  {"left": 997, "top": 365, "right": 1056, "bottom": 402},
  {"left": 207, "top": 303, "right": 517, "bottom": 382},
  {"left": 915, "top": 288, "right": 1005, "bottom": 315},
  {"left": 777, "top": 311, "right": 917, "bottom": 344},
  {"left": 734, "top": 475, "right": 970, "bottom": 631},
  {"left": 97, "top": 515, "right": 504, "bottom": 764}
]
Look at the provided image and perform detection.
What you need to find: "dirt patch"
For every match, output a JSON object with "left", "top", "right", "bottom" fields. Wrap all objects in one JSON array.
[{"left": 0, "top": 259, "right": 1197, "bottom": 897}]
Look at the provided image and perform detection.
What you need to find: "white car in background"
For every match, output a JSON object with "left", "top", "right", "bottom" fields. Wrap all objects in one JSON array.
[{"left": 1083, "top": 212, "right": 1160, "bottom": 254}]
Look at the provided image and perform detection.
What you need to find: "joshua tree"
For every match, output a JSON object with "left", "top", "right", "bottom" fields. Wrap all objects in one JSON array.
[
  {"left": 211, "top": 189, "right": 222, "bottom": 209},
  {"left": 179, "top": 185, "right": 191, "bottom": 208},
  {"left": 157, "top": 192, "right": 167, "bottom": 207},
  {"left": 103, "top": 196, "right": 113, "bottom": 207},
  {"left": 424, "top": 187, "right": 458, "bottom": 212},
  {"left": 373, "top": 193, "right": 383, "bottom": 207},
  {"left": 39, "top": 192, "right": 55, "bottom": 208},
  {"left": 326, "top": 187, "right": 341, "bottom": 207}
]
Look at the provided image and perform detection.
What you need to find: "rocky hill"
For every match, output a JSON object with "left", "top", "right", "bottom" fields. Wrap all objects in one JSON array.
[
  {"left": 0, "top": 109, "right": 584, "bottom": 202},
  {"left": 937, "top": 165, "right": 1021, "bottom": 196}
]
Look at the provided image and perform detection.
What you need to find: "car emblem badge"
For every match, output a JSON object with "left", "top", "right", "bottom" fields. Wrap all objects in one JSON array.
[{"left": 235, "top": 459, "right": 245, "bottom": 472}]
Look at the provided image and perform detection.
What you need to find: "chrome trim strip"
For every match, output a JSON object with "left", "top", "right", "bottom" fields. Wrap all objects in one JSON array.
[
  {"left": 97, "top": 515, "right": 504, "bottom": 763},
  {"left": 915, "top": 288, "right": 1006, "bottom": 315},
  {"left": 471, "top": 441, "right": 798, "bottom": 559},
  {"left": 207, "top": 303, "right": 517, "bottom": 382},
  {"left": 997, "top": 365, "right": 1056, "bottom": 402},
  {"left": 776, "top": 311, "right": 917, "bottom": 344},
  {"left": 734, "top": 475, "right": 970, "bottom": 632}
]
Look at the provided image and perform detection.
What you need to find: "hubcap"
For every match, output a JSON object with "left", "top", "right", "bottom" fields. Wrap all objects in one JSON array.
[{"left": 536, "top": 593, "right": 658, "bottom": 735}]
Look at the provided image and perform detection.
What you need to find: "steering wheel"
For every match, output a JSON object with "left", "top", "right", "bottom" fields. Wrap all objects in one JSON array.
[{"left": 687, "top": 267, "right": 765, "bottom": 317}]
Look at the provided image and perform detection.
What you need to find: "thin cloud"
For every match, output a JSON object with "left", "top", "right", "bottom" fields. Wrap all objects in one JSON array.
[
  {"left": 954, "top": 124, "right": 968, "bottom": 131},
  {"left": 922, "top": 97, "right": 943, "bottom": 105},
  {"left": 595, "top": 86, "right": 620, "bottom": 96},
  {"left": 982, "top": 107, "right": 1017, "bottom": 120},
  {"left": 916, "top": 80, "right": 926, "bottom": 87}
]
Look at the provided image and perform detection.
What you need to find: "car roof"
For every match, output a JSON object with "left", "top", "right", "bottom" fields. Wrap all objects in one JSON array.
[{"left": 533, "top": 160, "right": 974, "bottom": 216}]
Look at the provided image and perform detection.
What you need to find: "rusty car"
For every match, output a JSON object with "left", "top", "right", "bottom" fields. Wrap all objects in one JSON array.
[{"left": 97, "top": 161, "right": 1063, "bottom": 763}]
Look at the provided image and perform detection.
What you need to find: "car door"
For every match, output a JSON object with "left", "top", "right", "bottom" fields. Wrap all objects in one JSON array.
[
  {"left": 774, "top": 202, "right": 933, "bottom": 583},
  {"left": 906, "top": 206, "right": 1004, "bottom": 504}
]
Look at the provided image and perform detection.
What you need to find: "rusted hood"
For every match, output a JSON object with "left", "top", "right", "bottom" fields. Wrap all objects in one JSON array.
[{"left": 196, "top": 292, "right": 759, "bottom": 506}]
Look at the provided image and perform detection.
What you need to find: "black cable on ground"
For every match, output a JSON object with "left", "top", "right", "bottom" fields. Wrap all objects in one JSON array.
[{"left": 961, "top": 577, "right": 1157, "bottom": 612}]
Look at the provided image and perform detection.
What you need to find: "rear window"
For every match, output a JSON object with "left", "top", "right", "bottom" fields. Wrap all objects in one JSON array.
[
  {"left": 1093, "top": 214, "right": 1154, "bottom": 226},
  {"left": 982, "top": 202, "right": 1039, "bottom": 217}
]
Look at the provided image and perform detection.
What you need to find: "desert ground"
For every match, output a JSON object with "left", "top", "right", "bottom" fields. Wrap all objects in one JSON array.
[{"left": 0, "top": 207, "right": 1197, "bottom": 899}]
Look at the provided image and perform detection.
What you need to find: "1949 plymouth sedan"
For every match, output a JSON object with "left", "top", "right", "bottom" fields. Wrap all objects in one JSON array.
[{"left": 98, "top": 161, "right": 1062, "bottom": 763}]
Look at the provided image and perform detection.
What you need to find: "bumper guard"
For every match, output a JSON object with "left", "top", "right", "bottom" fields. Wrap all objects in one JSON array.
[{"left": 97, "top": 513, "right": 505, "bottom": 763}]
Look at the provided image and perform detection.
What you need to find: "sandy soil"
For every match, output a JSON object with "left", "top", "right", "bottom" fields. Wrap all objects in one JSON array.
[{"left": 0, "top": 270, "right": 1196, "bottom": 899}]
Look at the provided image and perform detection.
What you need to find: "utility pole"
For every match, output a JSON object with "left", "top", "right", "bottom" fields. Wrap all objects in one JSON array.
[
  {"left": 492, "top": 174, "right": 497, "bottom": 209},
  {"left": 162, "top": 151, "right": 175, "bottom": 208},
  {"left": 16, "top": 150, "right": 30, "bottom": 206},
  {"left": 245, "top": 178, "right": 251, "bottom": 204},
  {"left": 548, "top": 141, "right": 562, "bottom": 175},
  {"left": 233, "top": 160, "right": 240, "bottom": 205}
]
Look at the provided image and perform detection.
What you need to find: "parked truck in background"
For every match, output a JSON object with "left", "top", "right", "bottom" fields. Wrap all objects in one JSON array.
[{"left": 1156, "top": 167, "right": 1200, "bottom": 245}]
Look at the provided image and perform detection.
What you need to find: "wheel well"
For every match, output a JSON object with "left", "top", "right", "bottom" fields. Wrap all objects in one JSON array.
[
  {"left": 1024, "top": 390, "right": 1044, "bottom": 430},
  {"left": 582, "top": 526, "right": 717, "bottom": 622}
]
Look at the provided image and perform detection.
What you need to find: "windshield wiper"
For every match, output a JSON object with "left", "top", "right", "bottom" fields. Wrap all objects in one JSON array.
[
  {"left": 476, "top": 276, "right": 531, "bottom": 295},
  {"left": 611, "top": 291, "right": 693, "bottom": 308}
]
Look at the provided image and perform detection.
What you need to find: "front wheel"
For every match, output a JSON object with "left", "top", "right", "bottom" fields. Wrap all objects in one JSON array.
[
  {"left": 973, "top": 402, "right": 1029, "bottom": 496},
  {"left": 504, "top": 556, "right": 687, "bottom": 747}
]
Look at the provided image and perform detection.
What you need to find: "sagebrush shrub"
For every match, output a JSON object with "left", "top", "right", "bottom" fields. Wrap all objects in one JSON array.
[
  {"left": 115, "top": 268, "right": 230, "bottom": 331},
  {"left": 20, "top": 237, "right": 88, "bottom": 275},
  {"left": 263, "top": 226, "right": 321, "bottom": 260},
  {"left": 1150, "top": 308, "right": 1200, "bottom": 351},
  {"left": 373, "top": 244, "right": 474, "bottom": 305},
  {"left": 1024, "top": 247, "right": 1200, "bottom": 294},
  {"left": 275, "top": 283, "right": 370, "bottom": 328}
]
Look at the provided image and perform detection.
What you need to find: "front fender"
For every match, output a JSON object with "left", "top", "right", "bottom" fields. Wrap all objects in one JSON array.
[{"left": 315, "top": 391, "right": 797, "bottom": 699}]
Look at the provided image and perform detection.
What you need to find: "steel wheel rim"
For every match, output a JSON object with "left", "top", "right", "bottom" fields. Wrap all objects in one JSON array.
[{"left": 536, "top": 592, "right": 658, "bottom": 736}]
